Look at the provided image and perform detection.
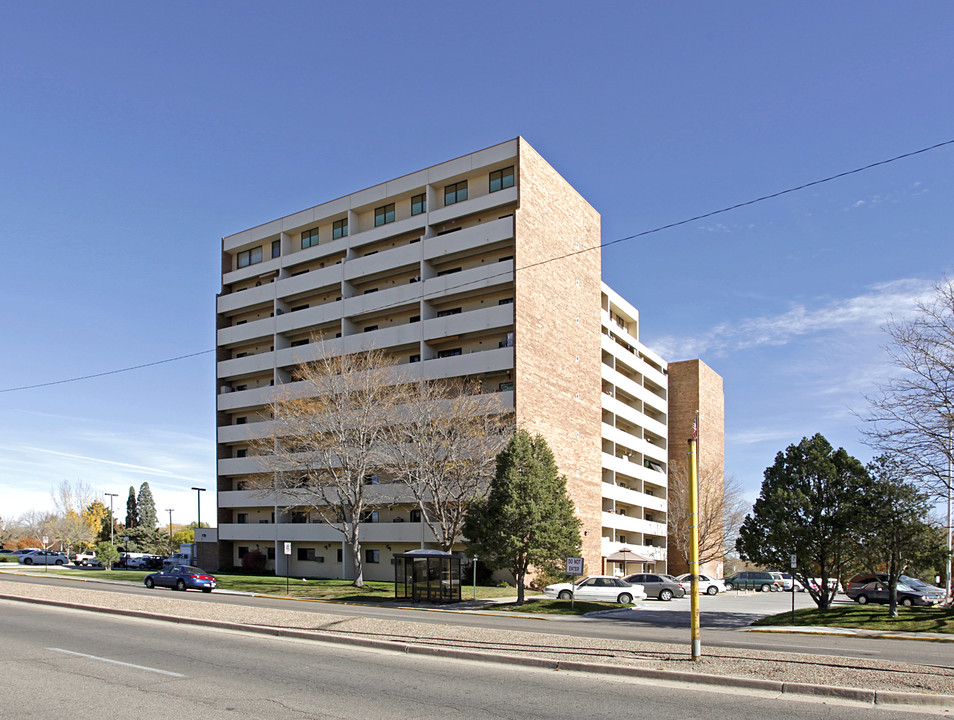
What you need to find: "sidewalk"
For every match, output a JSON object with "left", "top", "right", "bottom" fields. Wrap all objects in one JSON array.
[{"left": 1, "top": 571, "right": 953, "bottom": 711}]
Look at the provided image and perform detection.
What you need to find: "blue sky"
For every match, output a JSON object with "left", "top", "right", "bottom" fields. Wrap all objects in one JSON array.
[{"left": 2, "top": 3, "right": 952, "bottom": 525}]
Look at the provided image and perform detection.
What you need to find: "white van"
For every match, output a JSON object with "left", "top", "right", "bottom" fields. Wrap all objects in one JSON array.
[{"left": 120, "top": 552, "right": 149, "bottom": 568}]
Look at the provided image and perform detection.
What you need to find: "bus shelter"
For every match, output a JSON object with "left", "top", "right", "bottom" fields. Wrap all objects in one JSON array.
[{"left": 393, "top": 549, "right": 462, "bottom": 603}]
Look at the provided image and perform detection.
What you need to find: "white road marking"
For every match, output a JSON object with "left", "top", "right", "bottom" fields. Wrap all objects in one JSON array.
[{"left": 47, "top": 648, "right": 186, "bottom": 677}]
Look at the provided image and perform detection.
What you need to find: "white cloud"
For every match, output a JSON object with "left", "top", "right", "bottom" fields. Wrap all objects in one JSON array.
[{"left": 651, "top": 277, "right": 934, "bottom": 360}]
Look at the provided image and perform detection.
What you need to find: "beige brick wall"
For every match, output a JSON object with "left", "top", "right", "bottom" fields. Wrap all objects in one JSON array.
[
  {"left": 666, "top": 359, "right": 725, "bottom": 577},
  {"left": 513, "top": 138, "right": 604, "bottom": 574}
]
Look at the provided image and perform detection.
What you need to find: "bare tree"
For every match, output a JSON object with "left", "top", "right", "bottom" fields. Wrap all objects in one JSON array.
[
  {"left": 251, "top": 347, "right": 411, "bottom": 587},
  {"left": 0, "top": 516, "right": 20, "bottom": 549},
  {"left": 50, "top": 480, "right": 98, "bottom": 552},
  {"left": 19, "top": 509, "right": 58, "bottom": 548},
  {"left": 861, "top": 277, "right": 954, "bottom": 500},
  {"left": 667, "top": 464, "right": 749, "bottom": 570},
  {"left": 382, "top": 377, "right": 513, "bottom": 552}
]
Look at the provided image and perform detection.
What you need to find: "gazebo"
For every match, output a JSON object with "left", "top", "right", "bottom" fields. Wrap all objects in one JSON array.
[{"left": 393, "top": 549, "right": 462, "bottom": 603}]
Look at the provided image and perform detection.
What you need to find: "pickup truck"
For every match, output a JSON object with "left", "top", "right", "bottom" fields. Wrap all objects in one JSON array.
[{"left": 72, "top": 552, "right": 103, "bottom": 567}]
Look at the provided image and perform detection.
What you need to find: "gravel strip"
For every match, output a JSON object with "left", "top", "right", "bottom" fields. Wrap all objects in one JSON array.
[{"left": 4, "top": 581, "right": 954, "bottom": 700}]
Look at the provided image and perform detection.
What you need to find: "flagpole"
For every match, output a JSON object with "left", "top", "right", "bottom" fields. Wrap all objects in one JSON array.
[{"left": 689, "top": 412, "right": 701, "bottom": 660}]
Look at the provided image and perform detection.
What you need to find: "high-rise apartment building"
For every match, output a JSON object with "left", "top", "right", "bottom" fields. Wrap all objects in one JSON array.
[{"left": 215, "top": 138, "right": 703, "bottom": 581}]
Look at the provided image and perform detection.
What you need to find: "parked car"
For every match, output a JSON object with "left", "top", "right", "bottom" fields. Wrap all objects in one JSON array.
[
  {"left": 0, "top": 549, "right": 17, "bottom": 555},
  {"left": 543, "top": 575, "right": 647, "bottom": 604},
  {"left": 13, "top": 548, "right": 41, "bottom": 556},
  {"left": 846, "top": 581, "right": 933, "bottom": 607},
  {"left": 162, "top": 552, "right": 194, "bottom": 568},
  {"left": 675, "top": 573, "right": 726, "bottom": 595},
  {"left": 623, "top": 573, "right": 686, "bottom": 601},
  {"left": 144, "top": 565, "right": 217, "bottom": 593},
  {"left": 71, "top": 551, "right": 100, "bottom": 566},
  {"left": 779, "top": 573, "right": 805, "bottom": 591},
  {"left": 20, "top": 550, "right": 69, "bottom": 565},
  {"left": 845, "top": 573, "right": 944, "bottom": 603},
  {"left": 724, "top": 571, "right": 781, "bottom": 592}
]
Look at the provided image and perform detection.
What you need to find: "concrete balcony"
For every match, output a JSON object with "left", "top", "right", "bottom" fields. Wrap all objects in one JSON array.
[
  {"left": 348, "top": 215, "right": 428, "bottom": 251},
  {"left": 420, "top": 261, "right": 515, "bottom": 305},
  {"left": 427, "top": 186, "right": 517, "bottom": 226},
  {"left": 601, "top": 452, "right": 668, "bottom": 489},
  {"left": 344, "top": 242, "right": 421, "bottom": 283},
  {"left": 222, "top": 256, "right": 281, "bottom": 286},
  {"left": 218, "top": 456, "right": 267, "bottom": 477},
  {"left": 217, "top": 385, "right": 275, "bottom": 412},
  {"left": 275, "top": 264, "right": 344, "bottom": 302},
  {"left": 280, "top": 237, "right": 349, "bottom": 274},
  {"left": 218, "top": 521, "right": 438, "bottom": 544},
  {"left": 407, "top": 347, "right": 514, "bottom": 382},
  {"left": 601, "top": 482, "right": 667, "bottom": 513},
  {"left": 342, "top": 282, "right": 421, "bottom": 318},
  {"left": 601, "top": 538, "right": 667, "bottom": 563},
  {"left": 422, "top": 216, "right": 513, "bottom": 263},
  {"left": 218, "top": 284, "right": 275, "bottom": 315},
  {"left": 600, "top": 512, "right": 667, "bottom": 538},
  {"left": 217, "top": 420, "right": 275, "bottom": 444},
  {"left": 276, "top": 301, "right": 343, "bottom": 335},
  {"left": 217, "top": 352, "right": 276, "bottom": 380},
  {"left": 218, "top": 317, "right": 279, "bottom": 347},
  {"left": 422, "top": 304, "right": 513, "bottom": 344}
]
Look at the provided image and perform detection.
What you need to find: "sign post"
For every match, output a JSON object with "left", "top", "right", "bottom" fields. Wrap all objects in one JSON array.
[
  {"left": 284, "top": 542, "right": 292, "bottom": 595},
  {"left": 566, "top": 557, "right": 584, "bottom": 610},
  {"left": 790, "top": 554, "right": 797, "bottom": 624}
]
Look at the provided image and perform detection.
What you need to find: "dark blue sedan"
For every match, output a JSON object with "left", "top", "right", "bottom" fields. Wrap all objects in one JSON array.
[{"left": 144, "top": 565, "right": 216, "bottom": 593}]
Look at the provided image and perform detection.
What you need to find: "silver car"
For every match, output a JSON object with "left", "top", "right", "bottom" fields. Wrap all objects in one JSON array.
[
  {"left": 624, "top": 573, "right": 687, "bottom": 601},
  {"left": 20, "top": 550, "right": 69, "bottom": 565}
]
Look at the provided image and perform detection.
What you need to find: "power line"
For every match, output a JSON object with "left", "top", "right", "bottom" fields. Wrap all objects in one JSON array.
[
  {"left": 3, "top": 137, "right": 951, "bottom": 395},
  {"left": 0, "top": 350, "right": 216, "bottom": 393}
]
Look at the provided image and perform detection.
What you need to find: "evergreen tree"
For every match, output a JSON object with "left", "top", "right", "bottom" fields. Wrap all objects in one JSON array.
[
  {"left": 463, "top": 429, "right": 582, "bottom": 604},
  {"left": 136, "top": 482, "right": 158, "bottom": 529},
  {"left": 125, "top": 486, "right": 138, "bottom": 529},
  {"left": 736, "top": 434, "right": 868, "bottom": 609}
]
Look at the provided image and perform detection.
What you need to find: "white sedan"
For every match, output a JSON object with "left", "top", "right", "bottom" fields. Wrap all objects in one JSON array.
[
  {"left": 19, "top": 550, "right": 70, "bottom": 565},
  {"left": 675, "top": 573, "right": 726, "bottom": 595},
  {"left": 544, "top": 575, "right": 647, "bottom": 604}
]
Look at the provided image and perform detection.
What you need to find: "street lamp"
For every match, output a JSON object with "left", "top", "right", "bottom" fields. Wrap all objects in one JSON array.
[
  {"left": 191, "top": 486, "right": 206, "bottom": 534},
  {"left": 104, "top": 493, "right": 118, "bottom": 546}
]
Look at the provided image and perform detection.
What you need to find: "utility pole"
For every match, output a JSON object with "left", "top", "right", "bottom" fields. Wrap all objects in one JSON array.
[
  {"left": 166, "top": 509, "right": 174, "bottom": 545},
  {"left": 191, "top": 487, "right": 205, "bottom": 563}
]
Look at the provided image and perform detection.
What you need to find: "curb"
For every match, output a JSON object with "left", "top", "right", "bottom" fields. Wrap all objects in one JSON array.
[
  {"left": 744, "top": 627, "right": 954, "bottom": 643},
  {"left": 1, "top": 592, "right": 951, "bottom": 710}
]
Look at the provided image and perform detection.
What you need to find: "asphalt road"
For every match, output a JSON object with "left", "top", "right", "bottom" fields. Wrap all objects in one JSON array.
[
  {"left": 0, "top": 601, "right": 926, "bottom": 720},
  {"left": 1, "top": 572, "right": 949, "bottom": 669}
]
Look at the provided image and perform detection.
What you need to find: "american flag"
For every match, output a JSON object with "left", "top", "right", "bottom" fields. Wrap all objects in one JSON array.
[{"left": 691, "top": 416, "right": 698, "bottom": 441}]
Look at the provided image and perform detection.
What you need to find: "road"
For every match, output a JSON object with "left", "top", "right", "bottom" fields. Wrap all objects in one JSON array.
[
  {"left": 0, "top": 601, "right": 926, "bottom": 720},
  {"left": 1, "top": 572, "right": 949, "bottom": 669}
]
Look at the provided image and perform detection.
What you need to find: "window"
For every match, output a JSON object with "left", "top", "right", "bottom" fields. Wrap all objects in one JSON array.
[
  {"left": 290, "top": 304, "right": 308, "bottom": 312},
  {"left": 235, "top": 448, "right": 247, "bottom": 458},
  {"left": 365, "top": 549, "right": 380, "bottom": 564},
  {"left": 238, "top": 546, "right": 249, "bottom": 558},
  {"left": 374, "top": 203, "right": 395, "bottom": 226},
  {"left": 235, "top": 417, "right": 247, "bottom": 425},
  {"left": 237, "top": 246, "right": 263, "bottom": 268},
  {"left": 336, "top": 549, "right": 343, "bottom": 563},
  {"left": 411, "top": 193, "right": 426, "bottom": 215},
  {"left": 364, "top": 325, "right": 378, "bottom": 332},
  {"left": 437, "top": 348, "right": 462, "bottom": 358},
  {"left": 409, "top": 354, "right": 420, "bottom": 363},
  {"left": 363, "top": 288, "right": 378, "bottom": 294},
  {"left": 444, "top": 180, "right": 467, "bottom": 206},
  {"left": 301, "top": 228, "right": 319, "bottom": 249},
  {"left": 297, "top": 548, "right": 318, "bottom": 561},
  {"left": 237, "top": 513, "right": 248, "bottom": 524},
  {"left": 290, "top": 339, "right": 308, "bottom": 347},
  {"left": 364, "top": 474, "right": 379, "bottom": 485},
  {"left": 362, "top": 511, "right": 379, "bottom": 523},
  {"left": 498, "top": 381, "right": 514, "bottom": 392},
  {"left": 436, "top": 267, "right": 461, "bottom": 276},
  {"left": 498, "top": 297, "right": 513, "bottom": 305},
  {"left": 410, "top": 508, "right": 422, "bottom": 522},
  {"left": 499, "top": 332, "right": 514, "bottom": 348},
  {"left": 436, "top": 307, "right": 461, "bottom": 317},
  {"left": 267, "top": 547, "right": 276, "bottom": 560},
  {"left": 409, "top": 315, "right": 420, "bottom": 323},
  {"left": 498, "top": 255, "right": 513, "bottom": 262},
  {"left": 291, "top": 512, "right": 308, "bottom": 524},
  {"left": 333, "top": 218, "right": 348, "bottom": 239},
  {"left": 272, "top": 239, "right": 281, "bottom": 258},
  {"left": 490, "top": 166, "right": 514, "bottom": 193}
]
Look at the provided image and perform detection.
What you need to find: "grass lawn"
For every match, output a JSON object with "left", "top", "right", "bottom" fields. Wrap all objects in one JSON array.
[
  {"left": 753, "top": 604, "right": 954, "bottom": 633},
  {"left": 39, "top": 567, "right": 520, "bottom": 602}
]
